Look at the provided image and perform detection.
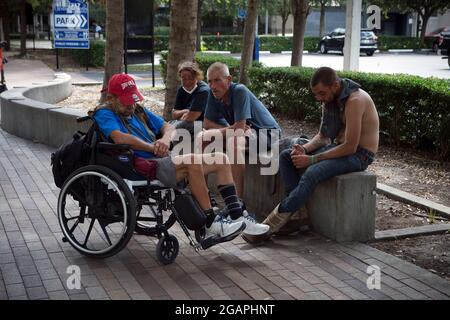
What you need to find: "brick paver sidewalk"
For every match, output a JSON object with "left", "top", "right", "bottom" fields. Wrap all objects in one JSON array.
[{"left": 0, "top": 127, "right": 449, "bottom": 300}]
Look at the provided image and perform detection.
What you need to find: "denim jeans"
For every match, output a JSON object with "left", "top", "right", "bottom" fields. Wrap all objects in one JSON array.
[{"left": 278, "top": 144, "right": 374, "bottom": 213}]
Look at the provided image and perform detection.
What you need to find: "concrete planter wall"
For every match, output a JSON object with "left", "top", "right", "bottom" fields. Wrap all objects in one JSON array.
[{"left": 0, "top": 73, "right": 91, "bottom": 147}]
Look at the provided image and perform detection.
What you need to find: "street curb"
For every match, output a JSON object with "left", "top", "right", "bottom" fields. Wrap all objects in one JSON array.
[
  {"left": 202, "top": 50, "right": 231, "bottom": 54},
  {"left": 376, "top": 183, "right": 450, "bottom": 219},
  {"left": 374, "top": 224, "right": 450, "bottom": 241},
  {"left": 281, "top": 51, "right": 309, "bottom": 54},
  {"left": 388, "top": 49, "right": 414, "bottom": 53}
]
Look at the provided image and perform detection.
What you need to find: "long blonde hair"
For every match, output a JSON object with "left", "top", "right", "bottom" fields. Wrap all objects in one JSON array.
[
  {"left": 178, "top": 61, "right": 204, "bottom": 81},
  {"left": 88, "top": 94, "right": 120, "bottom": 116}
]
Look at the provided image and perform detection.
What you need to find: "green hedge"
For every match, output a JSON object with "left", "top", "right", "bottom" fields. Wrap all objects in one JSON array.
[
  {"left": 159, "top": 51, "right": 262, "bottom": 84},
  {"left": 201, "top": 35, "right": 320, "bottom": 53},
  {"left": 64, "top": 40, "right": 105, "bottom": 67},
  {"left": 80, "top": 35, "right": 433, "bottom": 56},
  {"left": 201, "top": 35, "right": 432, "bottom": 53},
  {"left": 378, "top": 36, "right": 433, "bottom": 51},
  {"left": 64, "top": 36, "right": 169, "bottom": 67},
  {"left": 248, "top": 67, "right": 450, "bottom": 159}
]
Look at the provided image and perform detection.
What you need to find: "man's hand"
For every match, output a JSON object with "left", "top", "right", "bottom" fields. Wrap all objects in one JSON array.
[
  {"left": 153, "top": 138, "right": 170, "bottom": 157},
  {"left": 291, "top": 144, "right": 306, "bottom": 156},
  {"left": 180, "top": 113, "right": 188, "bottom": 121},
  {"left": 291, "top": 154, "right": 311, "bottom": 169}
]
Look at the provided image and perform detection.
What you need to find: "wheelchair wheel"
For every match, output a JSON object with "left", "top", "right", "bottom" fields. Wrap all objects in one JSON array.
[
  {"left": 57, "top": 165, "right": 136, "bottom": 258},
  {"left": 135, "top": 206, "right": 176, "bottom": 236},
  {"left": 156, "top": 235, "right": 179, "bottom": 265}
]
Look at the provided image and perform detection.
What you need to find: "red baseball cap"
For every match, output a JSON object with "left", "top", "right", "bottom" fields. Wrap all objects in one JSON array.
[{"left": 104, "top": 73, "right": 144, "bottom": 106}]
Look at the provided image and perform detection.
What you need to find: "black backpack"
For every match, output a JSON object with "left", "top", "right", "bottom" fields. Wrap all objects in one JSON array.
[{"left": 51, "top": 126, "right": 95, "bottom": 188}]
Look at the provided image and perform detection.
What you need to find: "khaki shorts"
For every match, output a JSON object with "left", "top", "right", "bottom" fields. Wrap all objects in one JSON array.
[{"left": 153, "top": 156, "right": 178, "bottom": 188}]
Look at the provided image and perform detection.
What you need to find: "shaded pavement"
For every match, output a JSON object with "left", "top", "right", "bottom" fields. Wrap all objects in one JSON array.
[{"left": 0, "top": 128, "right": 449, "bottom": 300}]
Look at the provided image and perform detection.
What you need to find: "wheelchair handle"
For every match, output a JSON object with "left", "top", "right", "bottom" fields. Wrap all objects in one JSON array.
[{"left": 77, "top": 116, "right": 91, "bottom": 123}]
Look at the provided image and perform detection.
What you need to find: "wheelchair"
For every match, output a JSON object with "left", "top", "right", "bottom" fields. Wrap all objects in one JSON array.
[{"left": 56, "top": 116, "right": 230, "bottom": 265}]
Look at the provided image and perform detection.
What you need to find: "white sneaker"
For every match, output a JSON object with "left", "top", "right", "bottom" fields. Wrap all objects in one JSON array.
[
  {"left": 231, "top": 210, "right": 270, "bottom": 236},
  {"left": 205, "top": 215, "right": 246, "bottom": 239}
]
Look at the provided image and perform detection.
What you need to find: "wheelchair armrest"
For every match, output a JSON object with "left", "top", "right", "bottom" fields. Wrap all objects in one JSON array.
[{"left": 97, "top": 142, "right": 132, "bottom": 151}]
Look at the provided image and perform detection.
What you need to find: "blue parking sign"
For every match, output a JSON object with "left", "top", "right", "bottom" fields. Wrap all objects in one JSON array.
[{"left": 53, "top": 0, "right": 89, "bottom": 49}]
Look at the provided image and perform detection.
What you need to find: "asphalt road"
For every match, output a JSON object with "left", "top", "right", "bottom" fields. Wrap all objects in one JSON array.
[
  {"left": 249, "top": 52, "right": 450, "bottom": 79},
  {"left": 9, "top": 40, "right": 450, "bottom": 79}
]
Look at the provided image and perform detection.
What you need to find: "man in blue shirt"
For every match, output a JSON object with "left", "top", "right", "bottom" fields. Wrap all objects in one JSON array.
[
  {"left": 199, "top": 62, "right": 281, "bottom": 199},
  {"left": 93, "top": 73, "right": 269, "bottom": 242}
]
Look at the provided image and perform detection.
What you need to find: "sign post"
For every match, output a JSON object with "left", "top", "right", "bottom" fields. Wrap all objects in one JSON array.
[{"left": 53, "top": 0, "right": 89, "bottom": 69}]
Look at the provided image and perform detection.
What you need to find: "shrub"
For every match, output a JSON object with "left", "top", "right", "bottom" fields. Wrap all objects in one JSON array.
[
  {"left": 154, "top": 36, "right": 169, "bottom": 53},
  {"left": 130, "top": 35, "right": 436, "bottom": 54},
  {"left": 159, "top": 51, "right": 262, "bottom": 84},
  {"left": 201, "top": 35, "right": 321, "bottom": 53},
  {"left": 249, "top": 67, "right": 450, "bottom": 159},
  {"left": 202, "top": 35, "right": 243, "bottom": 53},
  {"left": 200, "top": 35, "right": 435, "bottom": 53},
  {"left": 64, "top": 40, "right": 105, "bottom": 67},
  {"left": 378, "top": 36, "right": 433, "bottom": 51}
]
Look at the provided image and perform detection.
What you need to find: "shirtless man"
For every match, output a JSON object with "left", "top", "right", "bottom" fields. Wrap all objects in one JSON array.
[{"left": 243, "top": 66, "right": 379, "bottom": 244}]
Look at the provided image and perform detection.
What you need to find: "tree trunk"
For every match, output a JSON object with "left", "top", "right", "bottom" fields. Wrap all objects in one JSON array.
[
  {"left": 419, "top": 13, "right": 430, "bottom": 45},
  {"left": 163, "top": 0, "right": 198, "bottom": 120},
  {"left": 196, "top": 0, "right": 202, "bottom": 51},
  {"left": 19, "top": 0, "right": 27, "bottom": 57},
  {"left": 416, "top": 11, "right": 421, "bottom": 38},
  {"left": 281, "top": 17, "right": 288, "bottom": 36},
  {"left": 101, "top": 0, "right": 125, "bottom": 102},
  {"left": 239, "top": 0, "right": 259, "bottom": 85},
  {"left": 291, "top": 0, "right": 309, "bottom": 67},
  {"left": 0, "top": 18, "right": 4, "bottom": 43},
  {"left": 319, "top": 3, "right": 326, "bottom": 38},
  {"left": 4, "top": 15, "right": 11, "bottom": 51}
]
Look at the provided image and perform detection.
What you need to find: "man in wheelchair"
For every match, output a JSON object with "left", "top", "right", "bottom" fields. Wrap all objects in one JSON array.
[{"left": 93, "top": 73, "right": 270, "bottom": 243}]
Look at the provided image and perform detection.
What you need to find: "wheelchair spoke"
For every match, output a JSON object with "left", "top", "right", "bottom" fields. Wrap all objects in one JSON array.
[
  {"left": 69, "top": 218, "right": 80, "bottom": 234},
  {"left": 83, "top": 218, "right": 96, "bottom": 246},
  {"left": 98, "top": 220, "right": 113, "bottom": 246}
]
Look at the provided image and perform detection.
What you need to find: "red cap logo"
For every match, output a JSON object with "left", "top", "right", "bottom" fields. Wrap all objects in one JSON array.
[{"left": 105, "top": 73, "right": 143, "bottom": 106}]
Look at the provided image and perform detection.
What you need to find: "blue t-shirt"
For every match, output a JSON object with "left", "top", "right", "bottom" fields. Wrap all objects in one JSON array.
[
  {"left": 205, "top": 83, "right": 280, "bottom": 130},
  {"left": 94, "top": 108, "right": 164, "bottom": 159}
]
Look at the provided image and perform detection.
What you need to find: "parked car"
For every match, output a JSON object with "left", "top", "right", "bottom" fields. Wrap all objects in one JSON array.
[
  {"left": 425, "top": 26, "right": 450, "bottom": 52},
  {"left": 435, "top": 30, "right": 450, "bottom": 56},
  {"left": 319, "top": 28, "right": 378, "bottom": 56},
  {"left": 440, "top": 31, "right": 450, "bottom": 67}
]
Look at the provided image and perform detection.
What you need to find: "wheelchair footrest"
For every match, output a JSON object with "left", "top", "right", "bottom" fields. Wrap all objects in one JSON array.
[{"left": 200, "top": 236, "right": 217, "bottom": 250}]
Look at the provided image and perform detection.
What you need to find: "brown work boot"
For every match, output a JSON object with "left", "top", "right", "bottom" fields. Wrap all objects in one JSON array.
[
  {"left": 274, "top": 207, "right": 311, "bottom": 236},
  {"left": 241, "top": 204, "right": 292, "bottom": 245},
  {"left": 263, "top": 204, "right": 293, "bottom": 235}
]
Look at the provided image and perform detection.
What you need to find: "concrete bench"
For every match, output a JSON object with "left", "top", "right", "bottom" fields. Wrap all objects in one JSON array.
[
  {"left": 241, "top": 153, "right": 377, "bottom": 243},
  {"left": 0, "top": 73, "right": 91, "bottom": 147}
]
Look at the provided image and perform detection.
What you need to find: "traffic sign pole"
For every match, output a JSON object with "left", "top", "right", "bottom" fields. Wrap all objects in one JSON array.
[{"left": 56, "top": 48, "right": 59, "bottom": 70}]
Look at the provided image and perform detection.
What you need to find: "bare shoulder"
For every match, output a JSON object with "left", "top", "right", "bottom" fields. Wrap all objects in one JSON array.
[
  {"left": 347, "top": 89, "right": 375, "bottom": 111},
  {"left": 348, "top": 89, "right": 372, "bottom": 104}
]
